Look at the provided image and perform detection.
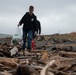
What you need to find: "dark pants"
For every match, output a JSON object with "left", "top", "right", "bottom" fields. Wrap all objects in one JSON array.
[{"left": 22, "top": 29, "right": 33, "bottom": 50}]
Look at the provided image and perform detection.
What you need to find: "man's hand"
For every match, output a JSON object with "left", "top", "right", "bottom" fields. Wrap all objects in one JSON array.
[
  {"left": 17, "top": 23, "right": 20, "bottom": 27},
  {"left": 39, "top": 31, "right": 41, "bottom": 35},
  {"left": 35, "top": 31, "right": 38, "bottom": 36}
]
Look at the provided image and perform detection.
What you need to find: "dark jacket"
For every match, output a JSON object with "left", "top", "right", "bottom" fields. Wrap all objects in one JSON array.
[
  {"left": 36, "top": 20, "right": 41, "bottom": 34},
  {"left": 19, "top": 12, "right": 37, "bottom": 31},
  {"left": 33, "top": 20, "right": 41, "bottom": 39}
]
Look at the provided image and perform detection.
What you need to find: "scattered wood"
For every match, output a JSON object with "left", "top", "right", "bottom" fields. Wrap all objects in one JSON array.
[
  {"left": 59, "top": 51, "right": 76, "bottom": 58},
  {"left": 0, "top": 58, "right": 19, "bottom": 67},
  {"left": 41, "top": 52, "right": 49, "bottom": 60},
  {"left": 40, "top": 60, "right": 55, "bottom": 75},
  {"left": 0, "top": 40, "right": 76, "bottom": 75}
]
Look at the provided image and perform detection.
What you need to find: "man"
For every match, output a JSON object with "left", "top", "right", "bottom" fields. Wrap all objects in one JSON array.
[
  {"left": 18, "top": 6, "right": 37, "bottom": 54},
  {"left": 16, "top": 65, "right": 31, "bottom": 75},
  {"left": 33, "top": 20, "right": 41, "bottom": 39},
  {"left": 36, "top": 20, "right": 41, "bottom": 35},
  {"left": 32, "top": 20, "right": 41, "bottom": 50}
]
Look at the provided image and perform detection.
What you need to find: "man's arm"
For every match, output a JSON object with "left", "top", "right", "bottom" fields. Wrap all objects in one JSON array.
[
  {"left": 34, "top": 16, "right": 38, "bottom": 32},
  {"left": 38, "top": 21, "right": 41, "bottom": 34},
  {"left": 18, "top": 14, "right": 26, "bottom": 26}
]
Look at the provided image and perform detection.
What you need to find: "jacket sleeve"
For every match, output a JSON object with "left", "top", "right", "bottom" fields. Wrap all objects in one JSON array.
[
  {"left": 19, "top": 14, "right": 26, "bottom": 25},
  {"left": 38, "top": 21, "right": 41, "bottom": 34},
  {"left": 34, "top": 16, "right": 38, "bottom": 32}
]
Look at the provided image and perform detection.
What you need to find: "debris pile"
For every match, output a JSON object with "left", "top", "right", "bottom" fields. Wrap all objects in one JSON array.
[
  {"left": 0, "top": 41, "right": 76, "bottom": 75},
  {"left": 0, "top": 34, "right": 76, "bottom": 75}
]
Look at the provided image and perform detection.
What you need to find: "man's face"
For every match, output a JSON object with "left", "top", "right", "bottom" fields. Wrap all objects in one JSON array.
[{"left": 29, "top": 8, "right": 34, "bottom": 14}]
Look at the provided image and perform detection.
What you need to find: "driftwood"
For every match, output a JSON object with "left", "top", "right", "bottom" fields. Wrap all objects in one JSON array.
[
  {"left": 59, "top": 51, "right": 76, "bottom": 58},
  {"left": 41, "top": 52, "right": 49, "bottom": 60},
  {"left": 0, "top": 50, "right": 11, "bottom": 57},
  {"left": 40, "top": 60, "right": 55, "bottom": 75},
  {"left": 0, "top": 58, "right": 19, "bottom": 67},
  {"left": 0, "top": 70, "right": 12, "bottom": 75},
  {"left": 0, "top": 41, "right": 76, "bottom": 75},
  {"left": 31, "top": 50, "right": 48, "bottom": 53},
  {"left": 16, "top": 56, "right": 37, "bottom": 59}
]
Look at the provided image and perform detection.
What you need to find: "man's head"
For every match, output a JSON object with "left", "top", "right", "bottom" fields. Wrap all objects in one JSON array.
[
  {"left": 16, "top": 65, "right": 31, "bottom": 75},
  {"left": 29, "top": 6, "right": 34, "bottom": 14}
]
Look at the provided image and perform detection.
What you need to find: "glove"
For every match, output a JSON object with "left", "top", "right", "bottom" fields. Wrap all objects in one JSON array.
[
  {"left": 35, "top": 31, "right": 38, "bottom": 35},
  {"left": 17, "top": 23, "right": 20, "bottom": 27},
  {"left": 39, "top": 31, "right": 41, "bottom": 35}
]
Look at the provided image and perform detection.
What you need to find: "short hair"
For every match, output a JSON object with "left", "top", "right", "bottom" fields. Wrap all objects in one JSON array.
[
  {"left": 29, "top": 6, "right": 34, "bottom": 9},
  {"left": 16, "top": 65, "right": 31, "bottom": 75}
]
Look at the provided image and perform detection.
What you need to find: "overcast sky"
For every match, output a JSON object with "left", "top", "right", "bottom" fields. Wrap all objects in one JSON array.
[{"left": 0, "top": 0, "right": 76, "bottom": 35}]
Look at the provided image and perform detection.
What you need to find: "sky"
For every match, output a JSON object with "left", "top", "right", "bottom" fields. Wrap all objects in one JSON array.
[{"left": 0, "top": 0, "right": 76, "bottom": 35}]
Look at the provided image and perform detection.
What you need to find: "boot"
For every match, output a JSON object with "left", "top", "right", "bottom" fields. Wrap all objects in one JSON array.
[{"left": 27, "top": 48, "right": 31, "bottom": 52}]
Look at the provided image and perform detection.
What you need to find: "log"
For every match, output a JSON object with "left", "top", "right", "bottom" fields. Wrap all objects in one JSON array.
[
  {"left": 41, "top": 52, "right": 49, "bottom": 60},
  {"left": 16, "top": 56, "right": 37, "bottom": 59},
  {"left": 0, "top": 50, "right": 11, "bottom": 57},
  {"left": 0, "top": 58, "right": 19, "bottom": 67},
  {"left": 40, "top": 60, "right": 55, "bottom": 75},
  {"left": 59, "top": 51, "right": 76, "bottom": 58},
  {"left": 48, "top": 69, "right": 69, "bottom": 75},
  {"left": 31, "top": 50, "right": 48, "bottom": 53},
  {"left": 0, "top": 70, "right": 12, "bottom": 75},
  {"left": 33, "top": 65, "right": 44, "bottom": 69}
]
